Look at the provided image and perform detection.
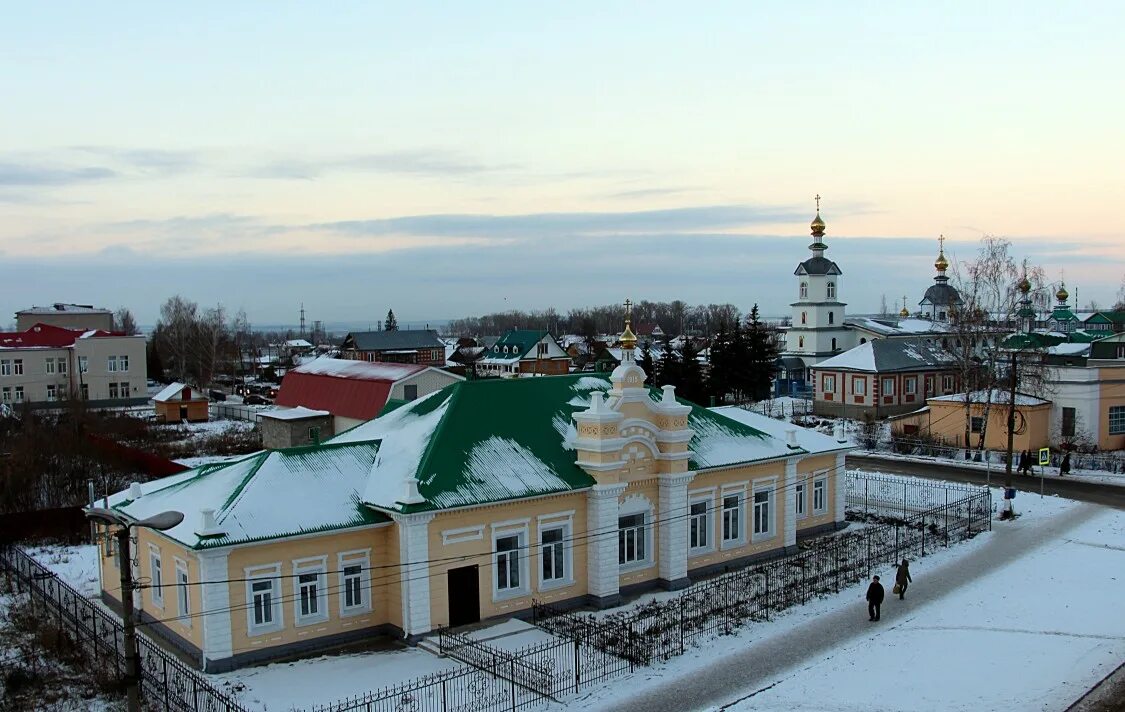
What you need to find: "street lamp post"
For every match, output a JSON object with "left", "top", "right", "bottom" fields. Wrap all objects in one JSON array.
[{"left": 85, "top": 507, "right": 184, "bottom": 712}]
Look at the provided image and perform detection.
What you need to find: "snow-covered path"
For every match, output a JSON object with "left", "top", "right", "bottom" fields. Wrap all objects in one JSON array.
[{"left": 595, "top": 501, "right": 1116, "bottom": 712}]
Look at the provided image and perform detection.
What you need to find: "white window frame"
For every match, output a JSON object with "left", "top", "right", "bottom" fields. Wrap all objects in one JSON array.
[
  {"left": 174, "top": 558, "right": 191, "bottom": 628},
  {"left": 1109, "top": 406, "right": 1125, "bottom": 435},
  {"left": 109, "top": 382, "right": 119, "bottom": 399},
  {"left": 813, "top": 475, "right": 828, "bottom": 515},
  {"left": 338, "top": 549, "right": 372, "bottom": 617},
  {"left": 12, "top": 359, "right": 22, "bottom": 376},
  {"left": 942, "top": 375, "right": 954, "bottom": 391},
  {"left": 721, "top": 483, "right": 747, "bottom": 549},
  {"left": 800, "top": 282, "right": 808, "bottom": 299},
  {"left": 148, "top": 545, "right": 164, "bottom": 609},
  {"left": 881, "top": 377, "right": 895, "bottom": 396},
  {"left": 794, "top": 480, "right": 808, "bottom": 520},
  {"left": 78, "top": 356, "right": 88, "bottom": 373},
  {"left": 57, "top": 357, "right": 67, "bottom": 374},
  {"left": 827, "top": 281, "right": 836, "bottom": 299},
  {"left": 751, "top": 481, "right": 776, "bottom": 542},
  {"left": 491, "top": 521, "right": 530, "bottom": 602},
  {"left": 904, "top": 377, "right": 917, "bottom": 395},
  {"left": 292, "top": 556, "right": 329, "bottom": 626},
  {"left": 618, "top": 499, "right": 654, "bottom": 572},
  {"left": 688, "top": 489, "right": 714, "bottom": 555},
  {"left": 13, "top": 386, "right": 22, "bottom": 403},
  {"left": 823, "top": 374, "right": 835, "bottom": 394},
  {"left": 853, "top": 377, "right": 866, "bottom": 396},
  {"left": 1, "top": 387, "right": 9, "bottom": 402},
  {"left": 537, "top": 512, "right": 574, "bottom": 591},
  {"left": 108, "top": 356, "right": 118, "bottom": 373},
  {"left": 246, "top": 563, "right": 284, "bottom": 636},
  {"left": 119, "top": 355, "right": 129, "bottom": 372},
  {"left": 45, "top": 359, "right": 55, "bottom": 375},
  {"left": 0, "top": 360, "right": 9, "bottom": 376}
]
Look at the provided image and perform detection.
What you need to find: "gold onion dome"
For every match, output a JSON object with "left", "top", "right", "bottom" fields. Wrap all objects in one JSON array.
[
  {"left": 1056, "top": 284, "right": 1069, "bottom": 302},
  {"left": 900, "top": 306, "right": 910, "bottom": 317},
  {"left": 1018, "top": 276, "right": 1032, "bottom": 293},
  {"left": 620, "top": 323, "right": 637, "bottom": 349},
  {"left": 810, "top": 212, "right": 826, "bottom": 236},
  {"left": 934, "top": 250, "right": 949, "bottom": 272}
]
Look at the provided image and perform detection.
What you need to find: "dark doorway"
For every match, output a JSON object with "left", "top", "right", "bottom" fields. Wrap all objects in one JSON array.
[
  {"left": 179, "top": 406, "right": 188, "bottom": 422},
  {"left": 447, "top": 565, "right": 480, "bottom": 628}
]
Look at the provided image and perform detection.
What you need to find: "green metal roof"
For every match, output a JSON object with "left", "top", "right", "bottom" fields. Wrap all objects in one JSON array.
[
  {"left": 334, "top": 374, "right": 801, "bottom": 514},
  {"left": 488, "top": 329, "right": 550, "bottom": 359}
]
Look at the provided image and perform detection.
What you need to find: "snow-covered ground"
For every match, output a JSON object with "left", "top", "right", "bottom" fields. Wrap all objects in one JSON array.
[
  {"left": 212, "top": 646, "right": 460, "bottom": 711},
  {"left": 566, "top": 491, "right": 1124, "bottom": 712},
  {"left": 23, "top": 545, "right": 100, "bottom": 597}
]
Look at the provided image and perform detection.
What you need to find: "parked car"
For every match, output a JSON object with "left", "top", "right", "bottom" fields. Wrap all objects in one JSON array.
[
  {"left": 244, "top": 394, "right": 271, "bottom": 406},
  {"left": 208, "top": 389, "right": 227, "bottom": 401}
]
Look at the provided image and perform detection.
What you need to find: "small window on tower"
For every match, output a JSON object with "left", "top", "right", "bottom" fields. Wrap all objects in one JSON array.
[
  {"left": 798, "top": 337, "right": 804, "bottom": 348},
  {"left": 801, "top": 312, "right": 807, "bottom": 325},
  {"left": 827, "top": 282, "right": 836, "bottom": 299},
  {"left": 828, "top": 312, "right": 834, "bottom": 324},
  {"left": 800, "top": 282, "right": 808, "bottom": 299}
]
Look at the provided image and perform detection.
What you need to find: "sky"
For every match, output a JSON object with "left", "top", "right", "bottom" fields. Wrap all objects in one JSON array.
[{"left": 2, "top": 1, "right": 1123, "bottom": 328}]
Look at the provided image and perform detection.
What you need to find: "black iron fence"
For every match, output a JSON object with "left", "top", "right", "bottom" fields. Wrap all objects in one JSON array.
[
  {"left": 533, "top": 485, "right": 991, "bottom": 673},
  {"left": 870, "top": 436, "right": 1125, "bottom": 475},
  {"left": 0, "top": 544, "right": 248, "bottom": 712}
]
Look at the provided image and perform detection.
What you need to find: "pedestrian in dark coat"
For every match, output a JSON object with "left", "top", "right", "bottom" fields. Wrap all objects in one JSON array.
[
  {"left": 1060, "top": 452, "right": 1071, "bottom": 477},
  {"left": 866, "top": 575, "right": 884, "bottom": 621},
  {"left": 1018, "top": 450, "right": 1030, "bottom": 475},
  {"left": 895, "top": 559, "right": 912, "bottom": 599}
]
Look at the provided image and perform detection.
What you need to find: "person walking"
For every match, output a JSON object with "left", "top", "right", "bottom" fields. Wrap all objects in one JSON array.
[
  {"left": 894, "top": 559, "right": 912, "bottom": 599},
  {"left": 866, "top": 575, "right": 885, "bottom": 621},
  {"left": 1018, "top": 450, "right": 1030, "bottom": 475},
  {"left": 1060, "top": 451, "right": 1071, "bottom": 477}
]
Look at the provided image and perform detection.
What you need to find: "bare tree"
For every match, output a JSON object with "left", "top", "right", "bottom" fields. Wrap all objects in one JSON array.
[
  {"left": 114, "top": 307, "right": 140, "bottom": 335},
  {"left": 1115, "top": 274, "right": 1125, "bottom": 311},
  {"left": 879, "top": 294, "right": 889, "bottom": 317}
]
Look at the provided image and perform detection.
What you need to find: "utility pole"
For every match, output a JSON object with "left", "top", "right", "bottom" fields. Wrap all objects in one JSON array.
[
  {"left": 1003, "top": 349, "right": 1018, "bottom": 489},
  {"left": 115, "top": 526, "right": 142, "bottom": 712}
]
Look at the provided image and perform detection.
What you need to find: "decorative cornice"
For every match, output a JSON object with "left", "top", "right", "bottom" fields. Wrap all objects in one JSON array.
[
  {"left": 658, "top": 471, "right": 696, "bottom": 487},
  {"left": 577, "top": 458, "right": 628, "bottom": 472},
  {"left": 589, "top": 482, "right": 628, "bottom": 498}
]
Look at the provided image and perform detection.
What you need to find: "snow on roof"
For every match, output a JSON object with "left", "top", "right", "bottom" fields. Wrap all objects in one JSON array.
[
  {"left": 260, "top": 406, "right": 331, "bottom": 421},
  {"left": 109, "top": 443, "right": 389, "bottom": 549},
  {"left": 845, "top": 317, "right": 951, "bottom": 337},
  {"left": 815, "top": 338, "right": 954, "bottom": 373},
  {"left": 0, "top": 323, "right": 120, "bottom": 349},
  {"left": 285, "top": 339, "right": 313, "bottom": 348},
  {"left": 17, "top": 304, "right": 112, "bottom": 315},
  {"left": 710, "top": 407, "right": 853, "bottom": 454},
  {"left": 293, "top": 356, "right": 426, "bottom": 381},
  {"left": 929, "top": 390, "right": 1050, "bottom": 406},
  {"left": 1047, "top": 342, "right": 1091, "bottom": 357},
  {"left": 151, "top": 382, "right": 206, "bottom": 403}
]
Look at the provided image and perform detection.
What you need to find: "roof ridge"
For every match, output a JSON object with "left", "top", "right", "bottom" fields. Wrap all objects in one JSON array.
[
  {"left": 218, "top": 451, "right": 271, "bottom": 519},
  {"left": 413, "top": 384, "right": 461, "bottom": 485}
]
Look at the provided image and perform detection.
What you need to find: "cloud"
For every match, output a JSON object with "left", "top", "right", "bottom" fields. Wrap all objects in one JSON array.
[
  {"left": 71, "top": 146, "right": 202, "bottom": 175},
  {"left": 605, "top": 187, "right": 697, "bottom": 200},
  {"left": 313, "top": 204, "right": 806, "bottom": 239},
  {"left": 247, "top": 149, "right": 520, "bottom": 180},
  {"left": 0, "top": 162, "right": 116, "bottom": 186}
]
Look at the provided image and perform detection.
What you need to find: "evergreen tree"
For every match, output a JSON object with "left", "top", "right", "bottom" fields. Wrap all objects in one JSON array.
[
  {"left": 656, "top": 336, "right": 681, "bottom": 387},
  {"left": 677, "top": 338, "right": 707, "bottom": 404},
  {"left": 637, "top": 343, "right": 656, "bottom": 383},
  {"left": 146, "top": 340, "right": 165, "bottom": 382},
  {"left": 385, "top": 309, "right": 399, "bottom": 331},
  {"left": 744, "top": 304, "right": 779, "bottom": 401},
  {"left": 706, "top": 322, "right": 731, "bottom": 404}
]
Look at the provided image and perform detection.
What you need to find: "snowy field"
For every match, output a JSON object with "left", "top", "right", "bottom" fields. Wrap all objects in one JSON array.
[
  {"left": 24, "top": 544, "right": 100, "bottom": 597},
  {"left": 568, "top": 491, "right": 1124, "bottom": 712}
]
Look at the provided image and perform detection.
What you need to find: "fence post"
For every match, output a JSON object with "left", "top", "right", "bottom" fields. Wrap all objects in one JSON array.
[
  {"left": 945, "top": 490, "right": 950, "bottom": 546},
  {"left": 163, "top": 655, "right": 170, "bottom": 711},
  {"left": 441, "top": 676, "right": 448, "bottom": 711},
  {"left": 920, "top": 514, "right": 926, "bottom": 557},
  {"left": 679, "top": 596, "right": 685, "bottom": 654},
  {"left": 573, "top": 637, "right": 581, "bottom": 693},
  {"left": 509, "top": 658, "right": 517, "bottom": 712},
  {"left": 865, "top": 478, "right": 869, "bottom": 515},
  {"left": 764, "top": 572, "right": 770, "bottom": 621},
  {"left": 903, "top": 482, "right": 908, "bottom": 520}
]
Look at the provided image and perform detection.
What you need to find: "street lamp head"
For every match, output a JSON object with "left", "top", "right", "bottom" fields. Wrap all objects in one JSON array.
[
  {"left": 136, "top": 511, "right": 185, "bottom": 531},
  {"left": 84, "top": 508, "right": 184, "bottom": 532},
  {"left": 85, "top": 507, "right": 127, "bottom": 527}
]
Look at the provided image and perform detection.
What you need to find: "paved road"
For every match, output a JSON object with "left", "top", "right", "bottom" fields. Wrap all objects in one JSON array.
[
  {"left": 849, "top": 454, "right": 1125, "bottom": 510},
  {"left": 600, "top": 502, "right": 1100, "bottom": 712}
]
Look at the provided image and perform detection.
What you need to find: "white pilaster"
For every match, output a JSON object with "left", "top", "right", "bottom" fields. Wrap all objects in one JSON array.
[
  {"left": 658, "top": 471, "right": 695, "bottom": 586},
  {"left": 199, "top": 550, "right": 233, "bottom": 666},
  {"left": 784, "top": 458, "right": 799, "bottom": 548},
  {"left": 586, "top": 483, "right": 627, "bottom": 603},
  {"left": 395, "top": 512, "right": 436, "bottom": 637},
  {"left": 834, "top": 452, "right": 848, "bottom": 523}
]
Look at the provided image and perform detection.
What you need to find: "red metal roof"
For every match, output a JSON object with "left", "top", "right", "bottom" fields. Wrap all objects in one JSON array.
[
  {"left": 0, "top": 322, "right": 120, "bottom": 349},
  {"left": 275, "top": 371, "right": 394, "bottom": 421}
]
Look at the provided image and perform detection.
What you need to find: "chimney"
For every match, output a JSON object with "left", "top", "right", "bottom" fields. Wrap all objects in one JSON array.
[
  {"left": 786, "top": 429, "right": 800, "bottom": 449},
  {"left": 835, "top": 422, "right": 847, "bottom": 443},
  {"left": 195, "top": 508, "right": 224, "bottom": 538},
  {"left": 588, "top": 392, "right": 605, "bottom": 413},
  {"left": 128, "top": 482, "right": 143, "bottom": 500},
  {"left": 661, "top": 384, "right": 678, "bottom": 405},
  {"left": 401, "top": 476, "right": 426, "bottom": 505}
]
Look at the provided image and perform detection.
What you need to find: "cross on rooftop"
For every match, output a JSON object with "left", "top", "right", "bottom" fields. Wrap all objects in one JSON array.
[
  {"left": 938, "top": 234, "right": 945, "bottom": 251},
  {"left": 815, "top": 193, "right": 821, "bottom": 211}
]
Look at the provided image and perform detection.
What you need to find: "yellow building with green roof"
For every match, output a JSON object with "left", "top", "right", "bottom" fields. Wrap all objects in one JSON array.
[{"left": 96, "top": 333, "right": 854, "bottom": 671}]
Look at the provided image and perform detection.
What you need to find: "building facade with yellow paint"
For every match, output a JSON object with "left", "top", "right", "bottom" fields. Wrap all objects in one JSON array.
[{"left": 96, "top": 334, "right": 853, "bottom": 672}]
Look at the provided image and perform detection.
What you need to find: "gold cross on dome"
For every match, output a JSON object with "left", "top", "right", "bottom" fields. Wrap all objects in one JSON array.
[
  {"left": 815, "top": 194, "right": 821, "bottom": 211},
  {"left": 938, "top": 234, "right": 945, "bottom": 251}
]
